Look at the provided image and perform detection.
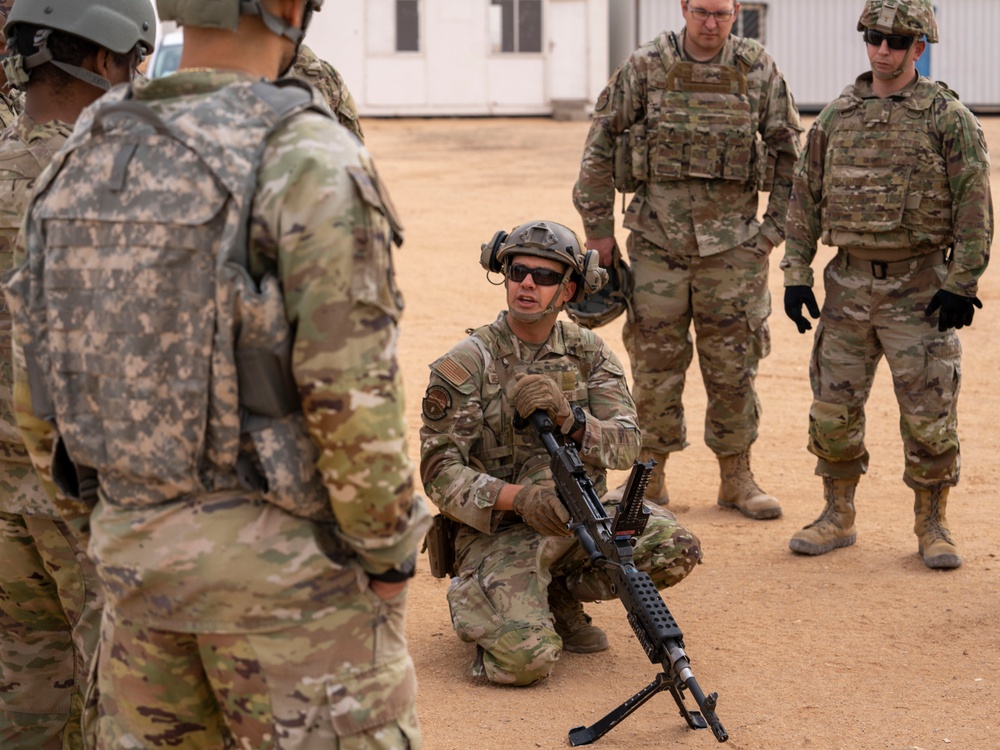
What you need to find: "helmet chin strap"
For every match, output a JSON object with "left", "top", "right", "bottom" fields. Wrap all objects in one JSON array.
[
  {"left": 872, "top": 41, "right": 915, "bottom": 81},
  {"left": 506, "top": 267, "right": 572, "bottom": 324}
]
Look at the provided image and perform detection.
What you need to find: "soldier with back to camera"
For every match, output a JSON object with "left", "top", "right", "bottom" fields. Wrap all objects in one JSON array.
[
  {"left": 4, "top": 0, "right": 429, "bottom": 746},
  {"left": 782, "top": 0, "right": 992, "bottom": 570},
  {"left": 574, "top": 0, "right": 802, "bottom": 519}
]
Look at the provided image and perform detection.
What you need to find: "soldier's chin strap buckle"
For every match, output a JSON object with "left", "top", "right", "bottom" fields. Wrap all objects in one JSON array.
[{"left": 870, "top": 260, "right": 889, "bottom": 280}]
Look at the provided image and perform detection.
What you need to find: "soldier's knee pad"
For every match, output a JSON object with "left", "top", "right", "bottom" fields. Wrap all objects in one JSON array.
[{"left": 482, "top": 625, "right": 561, "bottom": 686}]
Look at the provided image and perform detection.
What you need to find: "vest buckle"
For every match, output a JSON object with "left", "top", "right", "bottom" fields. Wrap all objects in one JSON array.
[{"left": 870, "top": 260, "right": 889, "bottom": 280}]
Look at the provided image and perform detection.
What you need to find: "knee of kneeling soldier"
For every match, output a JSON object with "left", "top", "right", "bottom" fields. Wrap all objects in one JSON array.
[{"left": 482, "top": 624, "right": 561, "bottom": 686}]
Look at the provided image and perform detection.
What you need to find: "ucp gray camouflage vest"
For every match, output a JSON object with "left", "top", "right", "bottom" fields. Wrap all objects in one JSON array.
[
  {"left": 630, "top": 32, "right": 766, "bottom": 187},
  {"left": 4, "top": 79, "right": 334, "bottom": 518},
  {"left": 821, "top": 78, "right": 954, "bottom": 251}
]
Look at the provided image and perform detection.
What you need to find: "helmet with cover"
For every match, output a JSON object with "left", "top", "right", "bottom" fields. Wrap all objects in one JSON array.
[
  {"left": 3, "top": 0, "right": 156, "bottom": 89},
  {"left": 857, "top": 0, "right": 938, "bottom": 43},
  {"left": 157, "top": 0, "right": 324, "bottom": 43},
  {"left": 481, "top": 220, "right": 607, "bottom": 305}
]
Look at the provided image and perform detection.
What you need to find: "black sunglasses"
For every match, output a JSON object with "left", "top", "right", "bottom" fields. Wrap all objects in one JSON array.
[
  {"left": 863, "top": 29, "right": 916, "bottom": 50},
  {"left": 507, "top": 263, "right": 566, "bottom": 286}
]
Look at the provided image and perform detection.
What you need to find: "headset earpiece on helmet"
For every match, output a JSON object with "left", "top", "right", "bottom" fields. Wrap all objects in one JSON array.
[
  {"left": 480, "top": 230, "right": 509, "bottom": 274},
  {"left": 577, "top": 248, "right": 608, "bottom": 302}
]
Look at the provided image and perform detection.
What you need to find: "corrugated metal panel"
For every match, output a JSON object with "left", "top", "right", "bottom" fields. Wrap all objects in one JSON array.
[
  {"left": 936, "top": 2, "right": 1000, "bottom": 108},
  {"left": 633, "top": 0, "right": 1000, "bottom": 112}
]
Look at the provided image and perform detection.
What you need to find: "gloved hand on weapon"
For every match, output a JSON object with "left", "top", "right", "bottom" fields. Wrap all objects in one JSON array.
[
  {"left": 511, "top": 373, "right": 571, "bottom": 427},
  {"left": 512, "top": 485, "right": 572, "bottom": 537}
]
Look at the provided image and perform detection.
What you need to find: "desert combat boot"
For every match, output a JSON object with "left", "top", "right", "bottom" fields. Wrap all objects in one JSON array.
[
  {"left": 789, "top": 477, "right": 858, "bottom": 555},
  {"left": 548, "top": 576, "right": 608, "bottom": 653},
  {"left": 716, "top": 449, "right": 781, "bottom": 519},
  {"left": 913, "top": 486, "right": 962, "bottom": 570}
]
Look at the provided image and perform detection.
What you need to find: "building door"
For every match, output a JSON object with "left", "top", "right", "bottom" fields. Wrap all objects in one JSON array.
[{"left": 548, "top": 0, "right": 589, "bottom": 101}]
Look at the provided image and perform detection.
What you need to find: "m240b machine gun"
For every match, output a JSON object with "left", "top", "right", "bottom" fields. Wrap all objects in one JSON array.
[{"left": 529, "top": 411, "right": 728, "bottom": 746}]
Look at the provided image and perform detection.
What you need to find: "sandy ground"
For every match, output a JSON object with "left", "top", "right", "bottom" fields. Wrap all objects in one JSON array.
[{"left": 360, "top": 114, "right": 1000, "bottom": 750}]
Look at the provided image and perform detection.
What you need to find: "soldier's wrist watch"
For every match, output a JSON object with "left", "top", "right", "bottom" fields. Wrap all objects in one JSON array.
[
  {"left": 562, "top": 405, "right": 587, "bottom": 436},
  {"left": 369, "top": 553, "right": 417, "bottom": 583}
]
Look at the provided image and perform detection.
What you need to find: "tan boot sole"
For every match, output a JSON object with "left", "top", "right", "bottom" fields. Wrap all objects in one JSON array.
[
  {"left": 717, "top": 498, "right": 782, "bottom": 520},
  {"left": 789, "top": 532, "right": 856, "bottom": 555}
]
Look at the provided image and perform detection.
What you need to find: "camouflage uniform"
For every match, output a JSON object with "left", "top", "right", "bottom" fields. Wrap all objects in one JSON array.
[
  {"left": 420, "top": 313, "right": 701, "bottom": 686},
  {"left": 574, "top": 30, "right": 802, "bottom": 458},
  {"left": 781, "top": 72, "right": 993, "bottom": 487},
  {"left": 0, "top": 112, "right": 102, "bottom": 750},
  {"left": 5, "top": 71, "right": 429, "bottom": 749},
  {"left": 290, "top": 43, "right": 364, "bottom": 143}
]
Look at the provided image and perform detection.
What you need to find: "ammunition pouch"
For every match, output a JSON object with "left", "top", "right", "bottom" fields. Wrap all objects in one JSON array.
[
  {"left": 753, "top": 139, "right": 776, "bottom": 192},
  {"left": 612, "top": 124, "right": 648, "bottom": 195},
  {"left": 423, "top": 513, "right": 459, "bottom": 578}
]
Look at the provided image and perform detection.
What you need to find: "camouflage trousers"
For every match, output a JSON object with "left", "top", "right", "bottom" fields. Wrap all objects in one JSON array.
[
  {"left": 85, "top": 498, "right": 421, "bottom": 750},
  {"left": 89, "top": 599, "right": 420, "bottom": 750},
  {"left": 447, "top": 504, "right": 701, "bottom": 686},
  {"left": 0, "top": 511, "right": 102, "bottom": 750},
  {"left": 623, "top": 231, "right": 771, "bottom": 455},
  {"left": 808, "top": 252, "right": 961, "bottom": 489}
]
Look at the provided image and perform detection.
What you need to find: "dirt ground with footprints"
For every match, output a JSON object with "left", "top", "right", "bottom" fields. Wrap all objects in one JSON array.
[{"left": 360, "top": 113, "right": 1000, "bottom": 750}]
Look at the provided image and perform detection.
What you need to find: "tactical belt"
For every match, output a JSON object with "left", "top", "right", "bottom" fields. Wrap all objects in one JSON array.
[{"left": 842, "top": 248, "right": 949, "bottom": 280}]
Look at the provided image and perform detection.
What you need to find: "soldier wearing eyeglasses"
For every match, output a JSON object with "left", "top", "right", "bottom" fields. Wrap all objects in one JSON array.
[
  {"left": 574, "top": 1, "right": 802, "bottom": 520},
  {"left": 418, "top": 221, "right": 701, "bottom": 686},
  {"left": 782, "top": 0, "right": 992, "bottom": 569}
]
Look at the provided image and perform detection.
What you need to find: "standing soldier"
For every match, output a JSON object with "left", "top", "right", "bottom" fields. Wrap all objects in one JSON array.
[
  {"left": 782, "top": 0, "right": 992, "bottom": 569},
  {"left": 0, "top": 1, "right": 154, "bottom": 747},
  {"left": 420, "top": 221, "right": 701, "bottom": 685},
  {"left": 4, "top": 0, "right": 429, "bottom": 747},
  {"left": 0, "top": 2, "right": 18, "bottom": 127},
  {"left": 290, "top": 43, "right": 364, "bottom": 142},
  {"left": 574, "top": 1, "right": 802, "bottom": 518}
]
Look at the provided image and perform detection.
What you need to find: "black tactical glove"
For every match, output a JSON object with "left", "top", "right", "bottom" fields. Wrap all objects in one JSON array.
[
  {"left": 925, "top": 290, "right": 983, "bottom": 332},
  {"left": 784, "top": 285, "right": 821, "bottom": 334},
  {"left": 512, "top": 485, "right": 572, "bottom": 537}
]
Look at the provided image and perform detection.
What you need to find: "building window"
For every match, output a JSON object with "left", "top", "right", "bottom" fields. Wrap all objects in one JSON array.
[
  {"left": 736, "top": 3, "right": 766, "bottom": 44},
  {"left": 397, "top": 0, "right": 419, "bottom": 52},
  {"left": 490, "top": 0, "right": 542, "bottom": 53}
]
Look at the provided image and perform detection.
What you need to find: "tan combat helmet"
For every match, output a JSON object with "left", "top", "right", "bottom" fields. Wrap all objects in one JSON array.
[
  {"left": 566, "top": 250, "right": 633, "bottom": 330},
  {"left": 857, "top": 0, "right": 939, "bottom": 43},
  {"left": 481, "top": 220, "right": 607, "bottom": 304}
]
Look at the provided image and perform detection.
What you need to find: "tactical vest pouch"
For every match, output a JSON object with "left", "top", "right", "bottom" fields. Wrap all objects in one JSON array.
[
  {"left": 230, "top": 267, "right": 332, "bottom": 520},
  {"left": 424, "top": 513, "right": 458, "bottom": 579},
  {"left": 629, "top": 123, "right": 649, "bottom": 184},
  {"left": 232, "top": 270, "right": 301, "bottom": 419},
  {"left": 613, "top": 129, "right": 639, "bottom": 194},
  {"left": 651, "top": 62, "right": 753, "bottom": 182},
  {"left": 753, "top": 139, "right": 776, "bottom": 192}
]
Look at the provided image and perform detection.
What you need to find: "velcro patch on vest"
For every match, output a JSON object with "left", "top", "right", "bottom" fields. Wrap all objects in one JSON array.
[
  {"left": 668, "top": 62, "right": 747, "bottom": 96},
  {"left": 561, "top": 371, "right": 576, "bottom": 391},
  {"left": 436, "top": 356, "right": 470, "bottom": 388},
  {"left": 422, "top": 385, "right": 452, "bottom": 421}
]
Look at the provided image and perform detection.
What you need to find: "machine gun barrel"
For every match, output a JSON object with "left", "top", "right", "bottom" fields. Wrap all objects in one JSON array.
[{"left": 527, "top": 411, "right": 728, "bottom": 745}]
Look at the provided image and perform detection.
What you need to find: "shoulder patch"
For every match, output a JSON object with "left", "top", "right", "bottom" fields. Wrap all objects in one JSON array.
[
  {"left": 422, "top": 385, "right": 452, "bottom": 421},
  {"left": 435, "top": 356, "right": 470, "bottom": 388}
]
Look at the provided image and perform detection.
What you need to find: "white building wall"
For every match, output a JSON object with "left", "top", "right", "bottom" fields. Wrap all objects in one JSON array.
[{"left": 308, "top": 0, "right": 609, "bottom": 116}]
